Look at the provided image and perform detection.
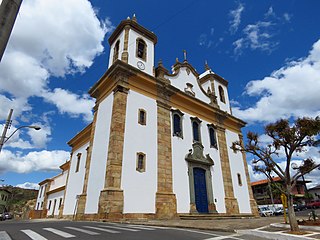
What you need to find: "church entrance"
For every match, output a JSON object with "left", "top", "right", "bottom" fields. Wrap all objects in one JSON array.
[
  {"left": 193, "top": 167, "right": 209, "bottom": 213},
  {"left": 185, "top": 142, "right": 217, "bottom": 214}
]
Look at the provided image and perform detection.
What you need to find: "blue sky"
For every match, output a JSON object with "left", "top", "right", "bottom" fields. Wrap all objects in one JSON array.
[{"left": 0, "top": 0, "right": 319, "bottom": 189}]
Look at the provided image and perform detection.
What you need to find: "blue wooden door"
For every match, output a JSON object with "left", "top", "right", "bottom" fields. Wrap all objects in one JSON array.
[{"left": 193, "top": 167, "right": 209, "bottom": 213}]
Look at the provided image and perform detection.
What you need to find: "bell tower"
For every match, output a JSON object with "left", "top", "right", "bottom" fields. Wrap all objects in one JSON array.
[{"left": 108, "top": 15, "right": 157, "bottom": 76}]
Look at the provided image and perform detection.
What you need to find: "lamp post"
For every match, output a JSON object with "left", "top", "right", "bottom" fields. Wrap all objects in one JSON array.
[{"left": 0, "top": 109, "right": 41, "bottom": 153}]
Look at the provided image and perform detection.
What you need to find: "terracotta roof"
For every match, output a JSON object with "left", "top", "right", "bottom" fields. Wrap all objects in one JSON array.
[
  {"left": 251, "top": 176, "right": 311, "bottom": 186},
  {"left": 309, "top": 184, "right": 320, "bottom": 190},
  {"left": 251, "top": 177, "right": 281, "bottom": 186}
]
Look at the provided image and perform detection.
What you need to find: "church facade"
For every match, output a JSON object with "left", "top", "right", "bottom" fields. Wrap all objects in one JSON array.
[{"left": 35, "top": 16, "right": 258, "bottom": 220}]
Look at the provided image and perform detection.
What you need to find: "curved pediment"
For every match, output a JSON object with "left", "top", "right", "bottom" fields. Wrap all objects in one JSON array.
[
  {"left": 164, "top": 61, "right": 211, "bottom": 104},
  {"left": 185, "top": 142, "right": 214, "bottom": 166}
]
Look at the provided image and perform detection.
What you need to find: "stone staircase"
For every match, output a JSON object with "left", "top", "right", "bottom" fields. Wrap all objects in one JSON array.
[{"left": 179, "top": 213, "right": 255, "bottom": 220}]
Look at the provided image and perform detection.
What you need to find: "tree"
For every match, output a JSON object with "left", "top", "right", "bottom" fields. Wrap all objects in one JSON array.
[{"left": 231, "top": 117, "right": 320, "bottom": 232}]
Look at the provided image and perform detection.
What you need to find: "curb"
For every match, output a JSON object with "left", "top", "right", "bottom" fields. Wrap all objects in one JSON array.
[
  {"left": 124, "top": 221, "right": 236, "bottom": 233},
  {"left": 270, "top": 223, "right": 320, "bottom": 232},
  {"left": 237, "top": 229, "right": 317, "bottom": 240}
]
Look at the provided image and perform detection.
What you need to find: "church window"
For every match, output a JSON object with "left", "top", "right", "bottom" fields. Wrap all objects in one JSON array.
[
  {"left": 191, "top": 117, "right": 202, "bottom": 142},
  {"left": 237, "top": 173, "right": 242, "bottom": 186},
  {"left": 48, "top": 200, "right": 52, "bottom": 210},
  {"left": 75, "top": 153, "right": 81, "bottom": 173},
  {"left": 37, "top": 202, "right": 40, "bottom": 210},
  {"left": 171, "top": 109, "right": 184, "bottom": 138},
  {"left": 207, "top": 124, "right": 218, "bottom": 149},
  {"left": 218, "top": 86, "right": 226, "bottom": 103},
  {"left": 39, "top": 186, "right": 43, "bottom": 198},
  {"left": 136, "top": 38, "right": 147, "bottom": 61},
  {"left": 59, "top": 198, "right": 63, "bottom": 208},
  {"left": 113, "top": 40, "right": 120, "bottom": 63},
  {"left": 136, "top": 152, "right": 146, "bottom": 172},
  {"left": 138, "top": 109, "right": 146, "bottom": 125}
]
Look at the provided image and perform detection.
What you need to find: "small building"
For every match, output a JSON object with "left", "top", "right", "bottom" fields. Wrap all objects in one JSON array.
[
  {"left": 308, "top": 185, "right": 320, "bottom": 200},
  {"left": 251, "top": 177, "right": 309, "bottom": 205},
  {"left": 0, "top": 188, "right": 11, "bottom": 213},
  {"left": 33, "top": 161, "right": 70, "bottom": 218}
]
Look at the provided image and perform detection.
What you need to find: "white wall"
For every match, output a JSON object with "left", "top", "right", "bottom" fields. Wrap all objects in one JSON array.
[
  {"left": 108, "top": 28, "right": 155, "bottom": 76},
  {"left": 84, "top": 94, "right": 113, "bottom": 214},
  {"left": 47, "top": 190, "right": 64, "bottom": 216},
  {"left": 171, "top": 111, "right": 226, "bottom": 213},
  {"left": 127, "top": 29, "right": 154, "bottom": 76},
  {"left": 225, "top": 129, "right": 251, "bottom": 213},
  {"left": 122, "top": 90, "right": 157, "bottom": 213},
  {"left": 49, "top": 171, "right": 68, "bottom": 191},
  {"left": 167, "top": 67, "right": 210, "bottom": 104},
  {"left": 35, "top": 183, "right": 47, "bottom": 210},
  {"left": 63, "top": 143, "right": 88, "bottom": 215},
  {"left": 214, "top": 81, "right": 231, "bottom": 113},
  {"left": 108, "top": 31, "right": 125, "bottom": 68}
]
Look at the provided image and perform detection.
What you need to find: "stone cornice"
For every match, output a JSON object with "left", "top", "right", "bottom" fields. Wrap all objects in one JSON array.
[
  {"left": 59, "top": 161, "right": 70, "bottom": 171},
  {"left": 89, "top": 60, "right": 245, "bottom": 132},
  {"left": 47, "top": 186, "right": 65, "bottom": 195},
  {"left": 67, "top": 123, "right": 92, "bottom": 151},
  {"left": 108, "top": 19, "right": 157, "bottom": 45},
  {"left": 167, "top": 60, "right": 199, "bottom": 78},
  {"left": 39, "top": 178, "right": 52, "bottom": 186},
  {"left": 199, "top": 72, "right": 229, "bottom": 87}
]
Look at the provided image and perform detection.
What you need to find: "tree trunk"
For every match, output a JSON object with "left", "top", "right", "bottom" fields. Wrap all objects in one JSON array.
[{"left": 287, "top": 192, "right": 300, "bottom": 232}]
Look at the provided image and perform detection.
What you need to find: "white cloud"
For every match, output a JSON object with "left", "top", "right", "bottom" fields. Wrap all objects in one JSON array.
[
  {"left": 264, "top": 6, "right": 275, "bottom": 18},
  {"left": 42, "top": 88, "right": 95, "bottom": 122},
  {"left": 233, "top": 21, "right": 278, "bottom": 56},
  {"left": 233, "top": 39, "right": 320, "bottom": 123},
  {"left": 283, "top": 13, "right": 292, "bottom": 22},
  {"left": 229, "top": 2, "right": 245, "bottom": 34},
  {"left": 0, "top": 0, "right": 112, "bottom": 122},
  {"left": 16, "top": 182, "right": 39, "bottom": 190},
  {"left": 0, "top": 149, "right": 70, "bottom": 173}
]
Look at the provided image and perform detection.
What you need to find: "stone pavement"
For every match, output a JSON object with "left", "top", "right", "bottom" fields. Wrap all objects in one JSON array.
[{"left": 126, "top": 216, "right": 320, "bottom": 239}]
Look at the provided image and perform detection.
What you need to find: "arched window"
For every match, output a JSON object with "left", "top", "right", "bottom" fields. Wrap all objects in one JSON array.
[
  {"left": 218, "top": 86, "right": 226, "bottom": 103},
  {"left": 208, "top": 124, "right": 217, "bottom": 148},
  {"left": 136, "top": 152, "right": 146, "bottom": 172},
  {"left": 136, "top": 38, "right": 147, "bottom": 61},
  {"left": 171, "top": 109, "right": 184, "bottom": 138},
  {"left": 75, "top": 153, "right": 81, "bottom": 173},
  {"left": 138, "top": 109, "right": 146, "bottom": 125},
  {"left": 237, "top": 173, "right": 242, "bottom": 186},
  {"left": 113, "top": 40, "right": 120, "bottom": 63},
  {"left": 191, "top": 117, "right": 202, "bottom": 142}
]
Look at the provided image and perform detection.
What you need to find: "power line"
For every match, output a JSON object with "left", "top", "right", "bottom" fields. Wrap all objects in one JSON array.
[{"left": 151, "top": 0, "right": 199, "bottom": 31}]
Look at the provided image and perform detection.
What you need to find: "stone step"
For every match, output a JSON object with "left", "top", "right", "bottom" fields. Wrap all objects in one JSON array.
[{"left": 179, "top": 213, "right": 255, "bottom": 220}]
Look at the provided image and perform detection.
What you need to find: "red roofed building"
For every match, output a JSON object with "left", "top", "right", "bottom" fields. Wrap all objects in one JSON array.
[{"left": 251, "top": 177, "right": 309, "bottom": 205}]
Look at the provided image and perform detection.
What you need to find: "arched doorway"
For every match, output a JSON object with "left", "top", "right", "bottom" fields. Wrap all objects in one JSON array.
[
  {"left": 193, "top": 167, "right": 209, "bottom": 213},
  {"left": 185, "top": 142, "right": 217, "bottom": 214}
]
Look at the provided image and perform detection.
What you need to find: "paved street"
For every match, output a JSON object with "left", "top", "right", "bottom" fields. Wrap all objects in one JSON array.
[{"left": 0, "top": 220, "right": 269, "bottom": 240}]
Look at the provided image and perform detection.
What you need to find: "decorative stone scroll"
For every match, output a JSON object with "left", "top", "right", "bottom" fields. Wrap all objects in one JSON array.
[{"left": 185, "top": 142, "right": 214, "bottom": 166}]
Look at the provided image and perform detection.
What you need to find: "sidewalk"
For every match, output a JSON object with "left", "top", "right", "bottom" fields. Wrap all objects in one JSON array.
[{"left": 126, "top": 216, "right": 320, "bottom": 239}]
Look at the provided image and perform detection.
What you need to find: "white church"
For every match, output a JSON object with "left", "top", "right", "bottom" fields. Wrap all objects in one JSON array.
[{"left": 34, "top": 16, "right": 258, "bottom": 220}]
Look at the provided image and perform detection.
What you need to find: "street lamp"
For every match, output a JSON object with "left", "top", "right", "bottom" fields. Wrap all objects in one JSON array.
[{"left": 0, "top": 109, "right": 41, "bottom": 153}]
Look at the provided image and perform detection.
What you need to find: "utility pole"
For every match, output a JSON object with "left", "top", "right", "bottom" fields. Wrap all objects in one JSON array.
[
  {"left": 0, "top": 109, "right": 13, "bottom": 153},
  {"left": 0, "top": 0, "right": 23, "bottom": 62}
]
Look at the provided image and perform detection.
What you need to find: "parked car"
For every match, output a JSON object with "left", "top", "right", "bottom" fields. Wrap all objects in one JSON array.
[
  {"left": 294, "top": 204, "right": 307, "bottom": 211},
  {"left": 274, "top": 207, "right": 284, "bottom": 215},
  {"left": 258, "top": 206, "right": 274, "bottom": 217},
  {"left": 3, "top": 212, "right": 13, "bottom": 220},
  {"left": 0, "top": 212, "right": 4, "bottom": 221},
  {"left": 306, "top": 200, "right": 320, "bottom": 209}
]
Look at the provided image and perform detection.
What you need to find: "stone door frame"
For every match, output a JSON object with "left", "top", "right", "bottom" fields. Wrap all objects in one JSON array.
[{"left": 185, "top": 142, "right": 217, "bottom": 214}]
